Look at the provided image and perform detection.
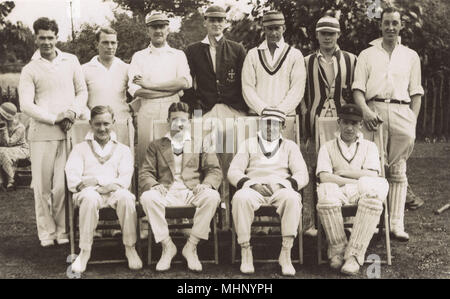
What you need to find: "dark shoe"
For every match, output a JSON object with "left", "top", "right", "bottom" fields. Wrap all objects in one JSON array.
[
  {"left": 6, "top": 182, "right": 15, "bottom": 192},
  {"left": 406, "top": 187, "right": 424, "bottom": 210},
  {"left": 390, "top": 230, "right": 410, "bottom": 242}
]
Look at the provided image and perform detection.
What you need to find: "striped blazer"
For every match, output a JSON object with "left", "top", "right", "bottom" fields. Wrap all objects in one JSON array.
[{"left": 300, "top": 48, "right": 357, "bottom": 138}]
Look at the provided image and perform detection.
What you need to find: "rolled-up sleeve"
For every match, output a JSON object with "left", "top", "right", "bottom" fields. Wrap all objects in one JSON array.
[
  {"left": 127, "top": 52, "right": 141, "bottom": 97},
  {"left": 408, "top": 53, "right": 424, "bottom": 97},
  {"left": 351, "top": 51, "right": 368, "bottom": 93},
  {"left": 362, "top": 142, "right": 381, "bottom": 174},
  {"left": 316, "top": 144, "right": 333, "bottom": 177}
]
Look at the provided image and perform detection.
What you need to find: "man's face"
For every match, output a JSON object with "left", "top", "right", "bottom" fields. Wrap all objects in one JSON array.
[
  {"left": 35, "top": 29, "right": 57, "bottom": 58},
  {"left": 90, "top": 112, "right": 114, "bottom": 143},
  {"left": 316, "top": 30, "right": 340, "bottom": 52},
  {"left": 381, "top": 12, "right": 403, "bottom": 43},
  {"left": 338, "top": 118, "right": 362, "bottom": 143},
  {"left": 204, "top": 17, "right": 226, "bottom": 37},
  {"left": 264, "top": 25, "right": 285, "bottom": 46},
  {"left": 147, "top": 23, "right": 169, "bottom": 47},
  {"left": 97, "top": 32, "right": 117, "bottom": 60},
  {"left": 260, "top": 118, "right": 283, "bottom": 142},
  {"left": 169, "top": 111, "right": 190, "bottom": 140}
]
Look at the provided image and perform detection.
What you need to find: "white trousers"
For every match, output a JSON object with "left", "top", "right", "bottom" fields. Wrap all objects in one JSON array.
[
  {"left": 74, "top": 188, "right": 137, "bottom": 250},
  {"left": 140, "top": 187, "right": 221, "bottom": 243},
  {"left": 30, "top": 140, "right": 67, "bottom": 241},
  {"left": 232, "top": 187, "right": 302, "bottom": 244}
]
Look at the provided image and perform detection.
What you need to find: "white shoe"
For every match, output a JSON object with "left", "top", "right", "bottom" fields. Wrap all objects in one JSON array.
[
  {"left": 240, "top": 246, "right": 255, "bottom": 274},
  {"left": 56, "top": 238, "right": 69, "bottom": 245},
  {"left": 156, "top": 240, "right": 177, "bottom": 271},
  {"left": 71, "top": 250, "right": 91, "bottom": 273},
  {"left": 278, "top": 247, "right": 296, "bottom": 276},
  {"left": 182, "top": 242, "right": 202, "bottom": 272},
  {"left": 329, "top": 255, "right": 344, "bottom": 270},
  {"left": 40, "top": 240, "right": 54, "bottom": 247},
  {"left": 125, "top": 246, "right": 143, "bottom": 270},
  {"left": 341, "top": 256, "right": 360, "bottom": 276}
]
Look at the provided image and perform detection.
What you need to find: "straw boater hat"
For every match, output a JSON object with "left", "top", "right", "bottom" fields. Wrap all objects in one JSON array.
[
  {"left": 261, "top": 107, "right": 286, "bottom": 123},
  {"left": 204, "top": 5, "right": 227, "bottom": 18},
  {"left": 316, "top": 15, "right": 341, "bottom": 33},
  {"left": 0, "top": 102, "right": 17, "bottom": 121},
  {"left": 262, "top": 11, "right": 285, "bottom": 27},
  {"left": 145, "top": 11, "right": 169, "bottom": 26}
]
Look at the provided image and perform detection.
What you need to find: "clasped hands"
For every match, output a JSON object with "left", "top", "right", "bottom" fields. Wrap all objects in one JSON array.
[
  {"left": 56, "top": 110, "right": 76, "bottom": 132},
  {"left": 77, "top": 177, "right": 121, "bottom": 194},
  {"left": 250, "top": 183, "right": 285, "bottom": 197},
  {"left": 150, "top": 183, "right": 212, "bottom": 197}
]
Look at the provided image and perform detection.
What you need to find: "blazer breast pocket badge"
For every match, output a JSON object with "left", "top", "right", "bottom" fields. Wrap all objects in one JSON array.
[{"left": 226, "top": 67, "right": 236, "bottom": 84}]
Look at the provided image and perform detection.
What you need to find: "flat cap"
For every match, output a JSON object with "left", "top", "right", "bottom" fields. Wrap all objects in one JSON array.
[
  {"left": 262, "top": 11, "right": 285, "bottom": 27},
  {"left": 316, "top": 16, "right": 340, "bottom": 32},
  {"left": 145, "top": 11, "right": 169, "bottom": 26},
  {"left": 338, "top": 104, "right": 363, "bottom": 122},
  {"left": 204, "top": 5, "right": 227, "bottom": 18}
]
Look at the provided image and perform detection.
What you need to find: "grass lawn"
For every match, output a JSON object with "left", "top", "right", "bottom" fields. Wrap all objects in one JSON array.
[{"left": 0, "top": 156, "right": 449, "bottom": 279}]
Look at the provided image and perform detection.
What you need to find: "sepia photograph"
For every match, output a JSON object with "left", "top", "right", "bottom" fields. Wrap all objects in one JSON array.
[{"left": 0, "top": 0, "right": 449, "bottom": 283}]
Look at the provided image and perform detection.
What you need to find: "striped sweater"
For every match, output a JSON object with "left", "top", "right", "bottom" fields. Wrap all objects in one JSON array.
[{"left": 300, "top": 48, "right": 357, "bottom": 138}]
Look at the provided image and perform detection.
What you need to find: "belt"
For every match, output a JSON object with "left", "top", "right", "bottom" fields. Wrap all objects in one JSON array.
[{"left": 372, "top": 98, "right": 409, "bottom": 105}]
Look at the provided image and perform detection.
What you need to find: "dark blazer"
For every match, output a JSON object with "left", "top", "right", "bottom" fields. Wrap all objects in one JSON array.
[
  {"left": 182, "top": 37, "right": 248, "bottom": 114},
  {"left": 139, "top": 137, "right": 223, "bottom": 193}
]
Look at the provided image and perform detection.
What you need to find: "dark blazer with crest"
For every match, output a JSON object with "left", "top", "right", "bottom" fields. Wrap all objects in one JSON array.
[
  {"left": 139, "top": 137, "right": 223, "bottom": 194},
  {"left": 182, "top": 37, "right": 248, "bottom": 114}
]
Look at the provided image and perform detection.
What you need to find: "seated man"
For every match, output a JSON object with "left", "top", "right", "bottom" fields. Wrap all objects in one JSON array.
[
  {"left": 316, "top": 104, "right": 388, "bottom": 275},
  {"left": 139, "top": 102, "right": 222, "bottom": 272},
  {"left": 227, "top": 108, "right": 309, "bottom": 276},
  {"left": 65, "top": 105, "right": 142, "bottom": 273}
]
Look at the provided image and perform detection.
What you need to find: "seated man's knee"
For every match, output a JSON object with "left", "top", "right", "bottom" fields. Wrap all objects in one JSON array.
[
  {"left": 78, "top": 189, "right": 101, "bottom": 208},
  {"left": 317, "top": 183, "right": 342, "bottom": 206},
  {"left": 115, "top": 189, "right": 135, "bottom": 206},
  {"left": 140, "top": 190, "right": 162, "bottom": 207},
  {"left": 199, "top": 188, "right": 221, "bottom": 207},
  {"left": 358, "top": 176, "right": 389, "bottom": 201},
  {"left": 232, "top": 188, "right": 252, "bottom": 207},
  {"left": 277, "top": 188, "right": 302, "bottom": 208}
]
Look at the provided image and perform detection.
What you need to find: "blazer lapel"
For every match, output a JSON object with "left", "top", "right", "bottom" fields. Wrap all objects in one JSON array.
[
  {"left": 160, "top": 138, "right": 176, "bottom": 176},
  {"left": 202, "top": 43, "right": 215, "bottom": 74},
  {"left": 182, "top": 140, "right": 195, "bottom": 171}
]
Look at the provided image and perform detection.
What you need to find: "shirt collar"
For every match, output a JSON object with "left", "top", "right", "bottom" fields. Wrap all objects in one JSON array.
[
  {"left": 85, "top": 131, "right": 118, "bottom": 143},
  {"left": 201, "top": 34, "right": 224, "bottom": 45},
  {"left": 148, "top": 43, "right": 175, "bottom": 54},
  {"left": 317, "top": 45, "right": 340, "bottom": 59},
  {"left": 31, "top": 48, "right": 67, "bottom": 62},
  {"left": 165, "top": 131, "right": 192, "bottom": 148},
  {"left": 258, "top": 37, "right": 285, "bottom": 50},
  {"left": 89, "top": 55, "right": 119, "bottom": 68},
  {"left": 369, "top": 37, "right": 402, "bottom": 49}
]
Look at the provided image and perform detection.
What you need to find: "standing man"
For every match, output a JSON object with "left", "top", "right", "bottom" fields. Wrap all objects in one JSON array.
[
  {"left": 300, "top": 15, "right": 358, "bottom": 236},
  {"left": 183, "top": 5, "right": 248, "bottom": 213},
  {"left": 352, "top": 7, "right": 424, "bottom": 241},
  {"left": 18, "top": 17, "right": 87, "bottom": 247},
  {"left": 241, "top": 11, "right": 306, "bottom": 116},
  {"left": 82, "top": 27, "right": 131, "bottom": 121},
  {"left": 128, "top": 11, "right": 192, "bottom": 162}
]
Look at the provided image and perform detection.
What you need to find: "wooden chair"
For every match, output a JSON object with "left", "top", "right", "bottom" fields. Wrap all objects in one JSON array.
[
  {"left": 142, "top": 118, "right": 220, "bottom": 265},
  {"left": 230, "top": 115, "right": 304, "bottom": 265},
  {"left": 66, "top": 118, "right": 141, "bottom": 264},
  {"left": 314, "top": 117, "right": 392, "bottom": 265}
]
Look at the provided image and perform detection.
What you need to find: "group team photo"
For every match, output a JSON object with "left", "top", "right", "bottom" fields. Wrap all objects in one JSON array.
[{"left": 0, "top": 0, "right": 449, "bottom": 280}]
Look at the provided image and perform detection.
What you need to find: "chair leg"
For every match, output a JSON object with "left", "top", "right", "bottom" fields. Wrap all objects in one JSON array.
[
  {"left": 147, "top": 230, "right": 152, "bottom": 266},
  {"left": 214, "top": 213, "right": 219, "bottom": 265},
  {"left": 384, "top": 202, "right": 392, "bottom": 265},
  {"left": 317, "top": 216, "right": 324, "bottom": 265},
  {"left": 298, "top": 218, "right": 303, "bottom": 265},
  {"left": 231, "top": 224, "right": 236, "bottom": 264},
  {"left": 69, "top": 199, "right": 76, "bottom": 262}
]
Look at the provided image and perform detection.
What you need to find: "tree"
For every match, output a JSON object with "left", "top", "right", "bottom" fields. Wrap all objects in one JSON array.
[{"left": 0, "top": 1, "right": 14, "bottom": 26}]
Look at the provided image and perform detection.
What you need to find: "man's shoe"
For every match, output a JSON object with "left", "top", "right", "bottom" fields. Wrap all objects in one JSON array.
[
  {"left": 56, "top": 238, "right": 69, "bottom": 245},
  {"left": 40, "top": 239, "right": 54, "bottom": 247},
  {"left": 156, "top": 240, "right": 177, "bottom": 271},
  {"left": 278, "top": 247, "right": 295, "bottom": 276},
  {"left": 240, "top": 246, "right": 255, "bottom": 274},
  {"left": 329, "top": 255, "right": 344, "bottom": 270},
  {"left": 71, "top": 249, "right": 91, "bottom": 273},
  {"left": 390, "top": 229, "right": 409, "bottom": 242},
  {"left": 406, "top": 187, "right": 424, "bottom": 210},
  {"left": 182, "top": 242, "right": 202, "bottom": 272},
  {"left": 341, "top": 256, "right": 360, "bottom": 276}
]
